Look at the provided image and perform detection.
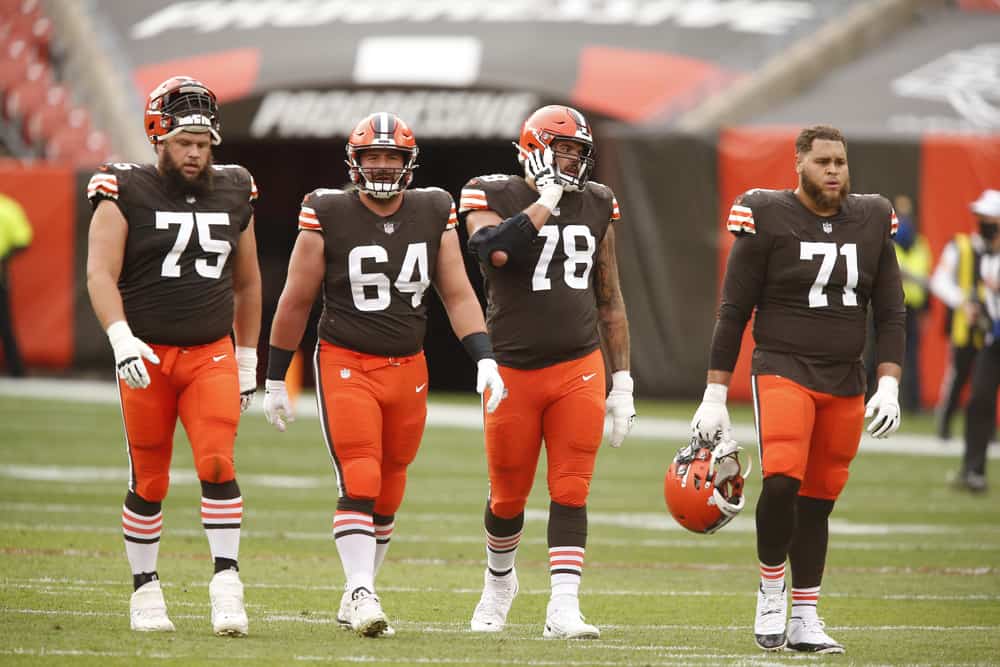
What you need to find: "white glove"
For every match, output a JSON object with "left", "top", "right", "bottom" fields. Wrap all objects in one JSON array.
[
  {"left": 865, "top": 375, "right": 901, "bottom": 438},
  {"left": 521, "top": 146, "right": 563, "bottom": 210},
  {"left": 476, "top": 359, "right": 505, "bottom": 414},
  {"left": 106, "top": 321, "right": 160, "bottom": 389},
  {"left": 691, "top": 383, "right": 731, "bottom": 443},
  {"left": 263, "top": 379, "right": 294, "bottom": 432},
  {"left": 606, "top": 370, "right": 636, "bottom": 448},
  {"left": 236, "top": 346, "right": 257, "bottom": 413}
]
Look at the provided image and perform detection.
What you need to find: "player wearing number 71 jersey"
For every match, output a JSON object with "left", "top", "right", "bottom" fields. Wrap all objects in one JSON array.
[
  {"left": 691, "top": 125, "right": 905, "bottom": 654},
  {"left": 263, "top": 112, "right": 505, "bottom": 638},
  {"left": 459, "top": 105, "right": 635, "bottom": 639},
  {"left": 86, "top": 76, "right": 261, "bottom": 637}
]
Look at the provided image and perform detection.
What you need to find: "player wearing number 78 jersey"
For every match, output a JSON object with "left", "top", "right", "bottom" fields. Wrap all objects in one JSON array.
[
  {"left": 691, "top": 125, "right": 905, "bottom": 654},
  {"left": 459, "top": 105, "right": 635, "bottom": 639},
  {"left": 263, "top": 112, "right": 505, "bottom": 638}
]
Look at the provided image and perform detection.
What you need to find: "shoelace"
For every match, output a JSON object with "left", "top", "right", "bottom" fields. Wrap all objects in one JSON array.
[
  {"left": 213, "top": 587, "right": 243, "bottom": 615},
  {"left": 794, "top": 616, "right": 836, "bottom": 641},
  {"left": 760, "top": 593, "right": 785, "bottom": 615},
  {"left": 475, "top": 581, "right": 516, "bottom": 620}
]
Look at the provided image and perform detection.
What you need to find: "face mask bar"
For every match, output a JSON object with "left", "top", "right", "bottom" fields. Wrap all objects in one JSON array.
[
  {"left": 157, "top": 88, "right": 221, "bottom": 145},
  {"left": 346, "top": 147, "right": 419, "bottom": 199},
  {"left": 550, "top": 139, "right": 595, "bottom": 191}
]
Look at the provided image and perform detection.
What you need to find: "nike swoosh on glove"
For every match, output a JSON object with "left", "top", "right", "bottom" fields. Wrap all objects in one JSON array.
[
  {"left": 691, "top": 383, "right": 731, "bottom": 443},
  {"left": 236, "top": 346, "right": 257, "bottom": 413},
  {"left": 106, "top": 321, "right": 160, "bottom": 390},
  {"left": 606, "top": 371, "right": 636, "bottom": 448},
  {"left": 865, "top": 375, "right": 901, "bottom": 438},
  {"left": 263, "top": 379, "right": 294, "bottom": 432},
  {"left": 476, "top": 359, "right": 506, "bottom": 414}
]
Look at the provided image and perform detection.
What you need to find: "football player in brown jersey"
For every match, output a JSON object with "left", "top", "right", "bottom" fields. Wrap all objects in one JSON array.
[
  {"left": 459, "top": 105, "right": 635, "bottom": 639},
  {"left": 262, "top": 112, "right": 505, "bottom": 638},
  {"left": 86, "top": 76, "right": 261, "bottom": 636},
  {"left": 691, "top": 125, "right": 905, "bottom": 654}
]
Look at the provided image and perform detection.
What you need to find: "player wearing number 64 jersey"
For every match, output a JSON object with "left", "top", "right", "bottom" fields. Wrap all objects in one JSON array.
[
  {"left": 459, "top": 105, "right": 635, "bottom": 639},
  {"left": 263, "top": 112, "right": 505, "bottom": 638},
  {"left": 86, "top": 76, "right": 261, "bottom": 637},
  {"left": 691, "top": 125, "right": 905, "bottom": 654}
]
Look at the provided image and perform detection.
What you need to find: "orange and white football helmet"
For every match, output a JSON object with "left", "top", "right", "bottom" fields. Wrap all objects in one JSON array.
[
  {"left": 664, "top": 436, "right": 751, "bottom": 534},
  {"left": 345, "top": 112, "right": 419, "bottom": 199},
  {"left": 516, "top": 105, "right": 594, "bottom": 191},
  {"left": 144, "top": 76, "right": 221, "bottom": 146}
]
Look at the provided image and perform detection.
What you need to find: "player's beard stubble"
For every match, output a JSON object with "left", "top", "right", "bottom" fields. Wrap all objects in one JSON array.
[
  {"left": 160, "top": 149, "right": 214, "bottom": 198},
  {"left": 801, "top": 170, "right": 850, "bottom": 212}
]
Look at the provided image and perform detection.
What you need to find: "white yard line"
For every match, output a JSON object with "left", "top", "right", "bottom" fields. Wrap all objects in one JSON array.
[
  {"left": 5, "top": 578, "right": 999, "bottom": 601},
  {"left": 2, "top": 378, "right": 993, "bottom": 458},
  {"left": 2, "top": 492, "right": 994, "bottom": 540},
  {"left": 4, "top": 519, "right": 995, "bottom": 551},
  {"left": 5, "top": 609, "right": 997, "bottom": 634}
]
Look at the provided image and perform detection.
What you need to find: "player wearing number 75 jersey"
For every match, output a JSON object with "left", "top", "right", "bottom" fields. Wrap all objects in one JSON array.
[
  {"left": 691, "top": 125, "right": 905, "bottom": 655},
  {"left": 459, "top": 105, "right": 635, "bottom": 640},
  {"left": 86, "top": 76, "right": 261, "bottom": 637},
  {"left": 263, "top": 112, "right": 505, "bottom": 638}
]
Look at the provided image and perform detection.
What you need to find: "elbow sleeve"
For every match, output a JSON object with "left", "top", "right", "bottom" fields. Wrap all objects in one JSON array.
[{"left": 467, "top": 212, "right": 536, "bottom": 264}]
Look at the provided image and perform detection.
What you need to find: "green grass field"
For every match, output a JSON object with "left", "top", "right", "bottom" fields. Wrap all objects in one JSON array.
[{"left": 1, "top": 391, "right": 998, "bottom": 666}]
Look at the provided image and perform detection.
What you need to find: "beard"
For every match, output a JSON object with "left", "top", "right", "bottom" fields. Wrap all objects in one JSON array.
[
  {"left": 160, "top": 149, "right": 214, "bottom": 197},
  {"left": 802, "top": 171, "right": 850, "bottom": 212}
]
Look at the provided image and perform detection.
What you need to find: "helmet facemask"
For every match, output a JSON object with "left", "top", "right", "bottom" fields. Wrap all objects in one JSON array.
[
  {"left": 517, "top": 130, "right": 595, "bottom": 192},
  {"left": 665, "top": 435, "right": 752, "bottom": 534},
  {"left": 148, "top": 79, "right": 221, "bottom": 146},
  {"left": 548, "top": 137, "right": 594, "bottom": 191},
  {"left": 346, "top": 146, "right": 419, "bottom": 199},
  {"left": 704, "top": 437, "right": 751, "bottom": 533}
]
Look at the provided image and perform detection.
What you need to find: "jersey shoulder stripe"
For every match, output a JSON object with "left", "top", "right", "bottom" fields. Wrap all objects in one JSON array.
[
  {"left": 459, "top": 187, "right": 489, "bottom": 212},
  {"left": 87, "top": 172, "right": 119, "bottom": 201},
  {"left": 298, "top": 205, "right": 322, "bottom": 232},
  {"left": 726, "top": 203, "right": 755, "bottom": 235}
]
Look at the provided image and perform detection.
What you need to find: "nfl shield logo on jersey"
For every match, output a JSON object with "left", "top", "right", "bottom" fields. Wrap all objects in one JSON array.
[
  {"left": 383, "top": 222, "right": 397, "bottom": 235},
  {"left": 822, "top": 221, "right": 833, "bottom": 234},
  {"left": 340, "top": 368, "right": 351, "bottom": 379}
]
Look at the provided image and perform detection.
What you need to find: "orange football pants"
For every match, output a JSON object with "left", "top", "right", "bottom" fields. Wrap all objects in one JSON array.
[
  {"left": 315, "top": 341, "right": 428, "bottom": 516},
  {"left": 484, "top": 348, "right": 606, "bottom": 518},
  {"left": 752, "top": 374, "right": 865, "bottom": 500},
  {"left": 118, "top": 336, "right": 241, "bottom": 502}
]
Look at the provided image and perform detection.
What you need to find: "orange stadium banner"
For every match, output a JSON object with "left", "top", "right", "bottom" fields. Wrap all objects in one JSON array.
[{"left": 0, "top": 161, "right": 75, "bottom": 369}]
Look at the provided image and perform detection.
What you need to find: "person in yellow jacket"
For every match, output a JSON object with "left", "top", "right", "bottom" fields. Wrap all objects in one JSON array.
[
  {"left": 892, "top": 195, "right": 932, "bottom": 413},
  {"left": 929, "top": 205, "right": 992, "bottom": 440},
  {"left": 0, "top": 192, "right": 33, "bottom": 377}
]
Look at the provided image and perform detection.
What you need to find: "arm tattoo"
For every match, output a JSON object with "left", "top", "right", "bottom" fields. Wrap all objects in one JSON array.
[{"left": 594, "top": 227, "right": 630, "bottom": 372}]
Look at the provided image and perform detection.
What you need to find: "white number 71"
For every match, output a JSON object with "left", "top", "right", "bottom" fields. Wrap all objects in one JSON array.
[{"left": 800, "top": 241, "right": 858, "bottom": 308}]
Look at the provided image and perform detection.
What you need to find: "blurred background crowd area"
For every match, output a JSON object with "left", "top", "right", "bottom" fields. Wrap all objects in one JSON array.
[{"left": 0, "top": 0, "right": 998, "bottom": 410}]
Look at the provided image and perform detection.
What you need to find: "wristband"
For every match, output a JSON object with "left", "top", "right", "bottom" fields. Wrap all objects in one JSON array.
[
  {"left": 461, "top": 332, "right": 495, "bottom": 362},
  {"left": 266, "top": 346, "right": 295, "bottom": 381}
]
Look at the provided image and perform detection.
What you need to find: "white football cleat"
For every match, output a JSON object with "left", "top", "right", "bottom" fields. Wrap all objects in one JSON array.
[
  {"left": 209, "top": 569, "right": 248, "bottom": 637},
  {"left": 338, "top": 590, "right": 394, "bottom": 637},
  {"left": 346, "top": 588, "right": 389, "bottom": 637},
  {"left": 470, "top": 569, "right": 519, "bottom": 632},
  {"left": 787, "top": 616, "right": 845, "bottom": 654},
  {"left": 754, "top": 584, "right": 787, "bottom": 651},
  {"left": 130, "top": 580, "right": 175, "bottom": 632},
  {"left": 542, "top": 603, "right": 600, "bottom": 639}
]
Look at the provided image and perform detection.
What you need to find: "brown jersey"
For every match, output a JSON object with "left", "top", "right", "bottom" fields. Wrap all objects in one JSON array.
[
  {"left": 711, "top": 189, "right": 906, "bottom": 396},
  {"left": 298, "top": 187, "right": 457, "bottom": 356},
  {"left": 87, "top": 162, "right": 257, "bottom": 346},
  {"left": 459, "top": 174, "right": 620, "bottom": 369}
]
